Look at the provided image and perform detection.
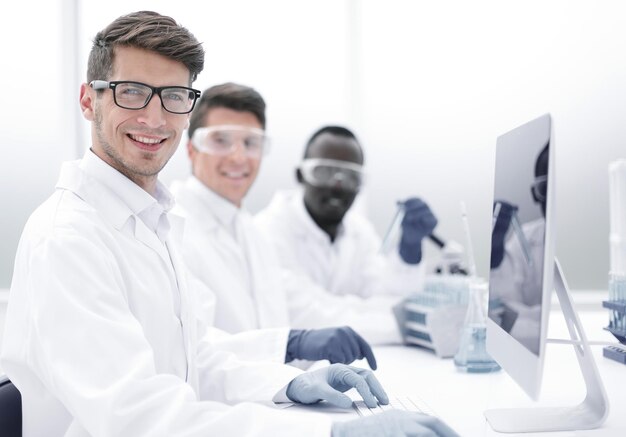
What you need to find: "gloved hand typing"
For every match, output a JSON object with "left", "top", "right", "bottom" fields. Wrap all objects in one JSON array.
[
  {"left": 399, "top": 197, "right": 438, "bottom": 264},
  {"left": 286, "top": 326, "right": 377, "bottom": 369},
  {"left": 491, "top": 200, "right": 518, "bottom": 269},
  {"left": 332, "top": 410, "right": 461, "bottom": 437},
  {"left": 286, "top": 364, "right": 388, "bottom": 408}
]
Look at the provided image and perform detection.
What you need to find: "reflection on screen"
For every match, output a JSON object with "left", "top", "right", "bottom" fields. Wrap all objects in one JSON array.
[{"left": 488, "top": 138, "right": 549, "bottom": 356}]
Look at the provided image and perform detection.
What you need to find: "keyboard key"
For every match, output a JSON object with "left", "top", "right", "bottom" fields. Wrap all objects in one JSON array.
[{"left": 353, "top": 395, "right": 438, "bottom": 418}]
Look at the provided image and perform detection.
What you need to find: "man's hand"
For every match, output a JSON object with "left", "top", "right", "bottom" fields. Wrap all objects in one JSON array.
[
  {"left": 286, "top": 327, "right": 377, "bottom": 369},
  {"left": 286, "top": 364, "right": 388, "bottom": 408},
  {"left": 399, "top": 197, "right": 438, "bottom": 264},
  {"left": 491, "top": 200, "right": 518, "bottom": 269}
]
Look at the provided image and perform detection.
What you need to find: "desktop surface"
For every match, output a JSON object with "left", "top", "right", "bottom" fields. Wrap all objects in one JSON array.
[{"left": 286, "top": 294, "right": 625, "bottom": 436}]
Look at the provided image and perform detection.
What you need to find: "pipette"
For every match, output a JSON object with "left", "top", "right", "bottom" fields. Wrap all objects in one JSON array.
[
  {"left": 460, "top": 201, "right": 477, "bottom": 278},
  {"left": 491, "top": 200, "right": 533, "bottom": 267}
]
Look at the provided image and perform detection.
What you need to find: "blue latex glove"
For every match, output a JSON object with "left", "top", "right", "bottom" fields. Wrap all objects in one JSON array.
[
  {"left": 399, "top": 197, "right": 438, "bottom": 264},
  {"left": 491, "top": 200, "right": 518, "bottom": 269},
  {"left": 286, "top": 364, "right": 388, "bottom": 408},
  {"left": 286, "top": 327, "right": 377, "bottom": 369},
  {"left": 332, "top": 410, "right": 461, "bottom": 437}
]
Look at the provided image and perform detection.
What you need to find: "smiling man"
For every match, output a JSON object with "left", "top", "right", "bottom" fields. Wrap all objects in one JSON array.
[
  {"left": 171, "top": 83, "right": 396, "bottom": 360},
  {"left": 0, "top": 12, "right": 461, "bottom": 437}
]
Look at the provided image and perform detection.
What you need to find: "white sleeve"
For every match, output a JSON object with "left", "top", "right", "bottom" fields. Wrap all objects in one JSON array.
[
  {"left": 188, "top": 272, "right": 290, "bottom": 364},
  {"left": 200, "top": 326, "right": 290, "bottom": 364},
  {"left": 281, "top": 269, "right": 403, "bottom": 345},
  {"left": 2, "top": 232, "right": 330, "bottom": 437}
]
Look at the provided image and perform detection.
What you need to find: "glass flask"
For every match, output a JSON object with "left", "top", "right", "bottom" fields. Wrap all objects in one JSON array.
[{"left": 454, "top": 279, "right": 501, "bottom": 373}]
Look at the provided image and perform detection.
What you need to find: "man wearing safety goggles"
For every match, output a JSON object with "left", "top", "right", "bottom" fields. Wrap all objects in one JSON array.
[
  {"left": 255, "top": 126, "right": 437, "bottom": 300},
  {"left": 169, "top": 84, "right": 465, "bottom": 435},
  {"left": 170, "top": 83, "right": 399, "bottom": 365}
]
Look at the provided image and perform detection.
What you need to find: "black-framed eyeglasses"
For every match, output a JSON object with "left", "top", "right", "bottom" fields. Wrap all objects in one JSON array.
[{"left": 89, "top": 80, "right": 201, "bottom": 114}]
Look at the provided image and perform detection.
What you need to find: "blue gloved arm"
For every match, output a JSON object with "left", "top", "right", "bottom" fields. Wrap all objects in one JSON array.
[
  {"left": 491, "top": 200, "right": 518, "bottom": 269},
  {"left": 285, "top": 327, "right": 377, "bottom": 370},
  {"left": 399, "top": 197, "right": 438, "bottom": 264},
  {"left": 332, "top": 410, "right": 461, "bottom": 437},
  {"left": 286, "top": 364, "right": 388, "bottom": 408}
]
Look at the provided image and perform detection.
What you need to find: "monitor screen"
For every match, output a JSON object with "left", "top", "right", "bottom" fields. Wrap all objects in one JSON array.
[
  {"left": 486, "top": 113, "right": 555, "bottom": 400},
  {"left": 484, "top": 114, "right": 609, "bottom": 432}
]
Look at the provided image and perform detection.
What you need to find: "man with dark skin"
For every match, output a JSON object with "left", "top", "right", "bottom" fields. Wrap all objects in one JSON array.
[
  {"left": 298, "top": 127, "right": 365, "bottom": 242},
  {"left": 257, "top": 125, "right": 438, "bottom": 299}
]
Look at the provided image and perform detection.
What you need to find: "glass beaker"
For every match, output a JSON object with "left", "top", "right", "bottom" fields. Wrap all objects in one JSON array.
[{"left": 454, "top": 279, "right": 501, "bottom": 373}]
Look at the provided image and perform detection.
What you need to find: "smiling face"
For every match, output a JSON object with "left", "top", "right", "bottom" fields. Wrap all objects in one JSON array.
[
  {"left": 79, "top": 46, "right": 192, "bottom": 194},
  {"left": 187, "top": 107, "right": 262, "bottom": 207}
]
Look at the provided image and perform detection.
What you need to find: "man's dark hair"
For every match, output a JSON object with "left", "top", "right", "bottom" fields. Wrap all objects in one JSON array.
[
  {"left": 87, "top": 11, "right": 204, "bottom": 85},
  {"left": 303, "top": 125, "right": 363, "bottom": 161},
  {"left": 188, "top": 83, "right": 266, "bottom": 139}
]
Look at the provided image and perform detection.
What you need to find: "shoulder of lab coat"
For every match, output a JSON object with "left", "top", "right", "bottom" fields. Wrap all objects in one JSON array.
[
  {"left": 172, "top": 179, "right": 291, "bottom": 363},
  {"left": 1, "top": 166, "right": 330, "bottom": 437},
  {"left": 279, "top": 268, "right": 403, "bottom": 345},
  {"left": 257, "top": 190, "right": 424, "bottom": 297}
]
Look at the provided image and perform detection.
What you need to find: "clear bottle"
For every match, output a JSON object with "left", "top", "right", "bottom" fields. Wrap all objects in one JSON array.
[{"left": 454, "top": 279, "right": 501, "bottom": 373}]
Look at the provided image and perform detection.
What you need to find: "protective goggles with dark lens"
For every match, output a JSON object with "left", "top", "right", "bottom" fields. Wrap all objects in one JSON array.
[
  {"left": 191, "top": 125, "right": 270, "bottom": 159},
  {"left": 299, "top": 158, "right": 364, "bottom": 191},
  {"left": 531, "top": 175, "right": 548, "bottom": 202}
]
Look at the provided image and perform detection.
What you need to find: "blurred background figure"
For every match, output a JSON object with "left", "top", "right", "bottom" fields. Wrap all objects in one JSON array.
[
  {"left": 489, "top": 143, "right": 549, "bottom": 353},
  {"left": 256, "top": 125, "right": 437, "bottom": 300}
]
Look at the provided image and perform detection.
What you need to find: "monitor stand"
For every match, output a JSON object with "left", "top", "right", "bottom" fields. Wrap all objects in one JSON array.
[{"left": 484, "top": 259, "right": 609, "bottom": 432}]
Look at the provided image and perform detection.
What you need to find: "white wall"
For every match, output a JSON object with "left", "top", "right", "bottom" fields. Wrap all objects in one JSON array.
[
  {"left": 0, "top": 0, "right": 81, "bottom": 289},
  {"left": 1, "top": 0, "right": 624, "bottom": 290}
]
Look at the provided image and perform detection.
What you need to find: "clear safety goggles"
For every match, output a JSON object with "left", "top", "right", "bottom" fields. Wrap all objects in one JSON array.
[
  {"left": 299, "top": 158, "right": 365, "bottom": 191},
  {"left": 531, "top": 175, "right": 547, "bottom": 202},
  {"left": 191, "top": 125, "right": 270, "bottom": 159}
]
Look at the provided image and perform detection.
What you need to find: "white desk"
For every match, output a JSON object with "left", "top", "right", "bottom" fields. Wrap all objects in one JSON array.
[
  {"left": 1, "top": 291, "right": 624, "bottom": 435},
  {"left": 287, "top": 300, "right": 625, "bottom": 436}
]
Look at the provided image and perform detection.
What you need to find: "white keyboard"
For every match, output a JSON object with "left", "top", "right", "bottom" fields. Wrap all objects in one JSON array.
[{"left": 352, "top": 395, "right": 438, "bottom": 417}]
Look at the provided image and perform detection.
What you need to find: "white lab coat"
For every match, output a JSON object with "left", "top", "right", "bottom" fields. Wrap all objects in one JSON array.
[
  {"left": 490, "top": 218, "right": 545, "bottom": 306},
  {"left": 172, "top": 177, "right": 403, "bottom": 346},
  {"left": 255, "top": 190, "right": 426, "bottom": 298},
  {"left": 490, "top": 217, "right": 545, "bottom": 354},
  {"left": 0, "top": 154, "right": 331, "bottom": 437}
]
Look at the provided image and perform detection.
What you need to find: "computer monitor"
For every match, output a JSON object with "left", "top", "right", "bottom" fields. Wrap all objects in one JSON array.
[{"left": 484, "top": 113, "right": 609, "bottom": 433}]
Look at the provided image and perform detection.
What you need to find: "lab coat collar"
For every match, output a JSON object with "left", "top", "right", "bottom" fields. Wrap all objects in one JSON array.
[
  {"left": 181, "top": 175, "right": 241, "bottom": 234},
  {"left": 80, "top": 149, "right": 175, "bottom": 222},
  {"left": 56, "top": 150, "right": 177, "bottom": 262}
]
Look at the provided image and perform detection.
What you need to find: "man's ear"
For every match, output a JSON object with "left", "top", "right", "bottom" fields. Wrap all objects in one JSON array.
[
  {"left": 296, "top": 167, "right": 304, "bottom": 184},
  {"left": 79, "top": 83, "right": 96, "bottom": 121},
  {"left": 187, "top": 140, "right": 195, "bottom": 160}
]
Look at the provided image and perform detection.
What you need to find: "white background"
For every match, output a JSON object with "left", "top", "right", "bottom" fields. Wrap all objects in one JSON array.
[{"left": 1, "top": 0, "right": 625, "bottom": 290}]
